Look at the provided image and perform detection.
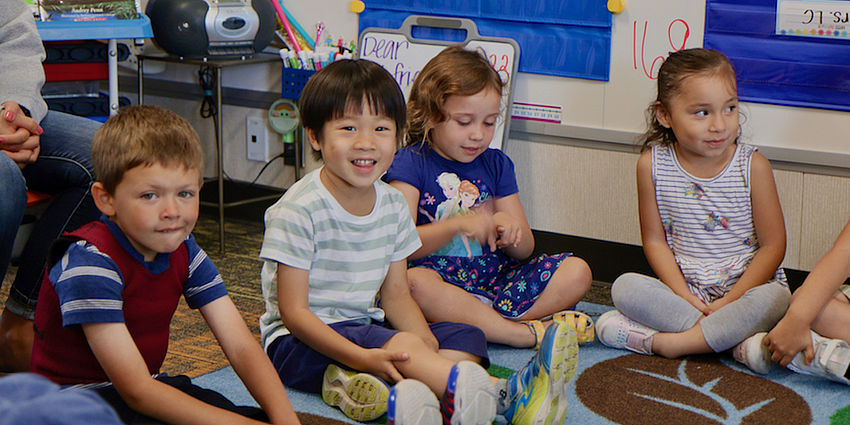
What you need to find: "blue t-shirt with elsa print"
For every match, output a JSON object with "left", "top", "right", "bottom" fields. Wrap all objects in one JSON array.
[{"left": 384, "top": 143, "right": 518, "bottom": 257}]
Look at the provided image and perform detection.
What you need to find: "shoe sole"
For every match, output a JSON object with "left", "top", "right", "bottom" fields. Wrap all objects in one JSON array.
[
  {"left": 552, "top": 310, "right": 595, "bottom": 345},
  {"left": 446, "top": 361, "right": 497, "bottom": 425},
  {"left": 551, "top": 317, "right": 580, "bottom": 425},
  {"left": 387, "top": 379, "right": 441, "bottom": 425},
  {"left": 512, "top": 319, "right": 578, "bottom": 425},
  {"left": 322, "top": 364, "right": 389, "bottom": 421}
]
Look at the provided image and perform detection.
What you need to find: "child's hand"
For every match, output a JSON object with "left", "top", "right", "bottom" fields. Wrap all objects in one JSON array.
[
  {"left": 682, "top": 293, "right": 711, "bottom": 315},
  {"left": 763, "top": 318, "right": 813, "bottom": 367},
  {"left": 705, "top": 297, "right": 731, "bottom": 315},
  {"left": 356, "top": 348, "right": 409, "bottom": 384},
  {"left": 456, "top": 212, "right": 497, "bottom": 252},
  {"left": 492, "top": 211, "right": 522, "bottom": 249}
]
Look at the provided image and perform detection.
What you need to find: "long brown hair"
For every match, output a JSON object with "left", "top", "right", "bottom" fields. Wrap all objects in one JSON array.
[{"left": 639, "top": 48, "right": 738, "bottom": 152}]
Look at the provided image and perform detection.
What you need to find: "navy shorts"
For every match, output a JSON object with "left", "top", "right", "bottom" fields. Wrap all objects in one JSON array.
[{"left": 267, "top": 320, "right": 489, "bottom": 393}]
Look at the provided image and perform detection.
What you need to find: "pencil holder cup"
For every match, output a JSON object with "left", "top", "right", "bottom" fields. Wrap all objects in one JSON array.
[{"left": 281, "top": 68, "right": 316, "bottom": 101}]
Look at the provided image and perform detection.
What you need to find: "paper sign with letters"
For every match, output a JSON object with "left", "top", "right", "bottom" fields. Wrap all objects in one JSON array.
[{"left": 776, "top": 0, "right": 850, "bottom": 39}]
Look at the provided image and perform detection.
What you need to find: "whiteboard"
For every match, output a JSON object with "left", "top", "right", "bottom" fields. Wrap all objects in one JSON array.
[{"left": 358, "top": 15, "right": 519, "bottom": 150}]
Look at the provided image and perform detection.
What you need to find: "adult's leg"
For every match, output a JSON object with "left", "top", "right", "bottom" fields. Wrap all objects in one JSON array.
[
  {"left": 7, "top": 111, "right": 99, "bottom": 317},
  {"left": 408, "top": 267, "right": 536, "bottom": 348},
  {"left": 0, "top": 111, "right": 99, "bottom": 372},
  {"left": 0, "top": 153, "right": 28, "bottom": 372},
  {"left": 0, "top": 153, "right": 27, "bottom": 287},
  {"left": 699, "top": 281, "right": 791, "bottom": 352}
]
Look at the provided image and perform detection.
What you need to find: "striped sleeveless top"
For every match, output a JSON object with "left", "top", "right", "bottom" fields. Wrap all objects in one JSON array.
[{"left": 652, "top": 143, "right": 787, "bottom": 303}]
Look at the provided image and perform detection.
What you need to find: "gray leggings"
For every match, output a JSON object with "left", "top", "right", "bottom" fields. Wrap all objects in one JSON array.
[{"left": 611, "top": 272, "right": 791, "bottom": 352}]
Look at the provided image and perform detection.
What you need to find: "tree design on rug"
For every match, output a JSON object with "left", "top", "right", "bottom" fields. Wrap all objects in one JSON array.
[{"left": 576, "top": 354, "right": 810, "bottom": 424}]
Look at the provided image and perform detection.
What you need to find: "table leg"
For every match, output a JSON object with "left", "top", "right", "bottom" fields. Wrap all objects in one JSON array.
[{"left": 215, "top": 66, "right": 225, "bottom": 254}]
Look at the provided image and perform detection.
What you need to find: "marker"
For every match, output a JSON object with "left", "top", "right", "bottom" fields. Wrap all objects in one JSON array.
[
  {"left": 279, "top": 49, "right": 290, "bottom": 68},
  {"left": 311, "top": 52, "right": 322, "bottom": 70},
  {"left": 315, "top": 22, "right": 325, "bottom": 48}
]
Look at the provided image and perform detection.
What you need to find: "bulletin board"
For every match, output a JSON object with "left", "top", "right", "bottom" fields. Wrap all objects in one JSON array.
[
  {"left": 358, "top": 1, "right": 611, "bottom": 81},
  {"left": 704, "top": 0, "right": 850, "bottom": 112},
  {"left": 358, "top": 15, "right": 519, "bottom": 150}
]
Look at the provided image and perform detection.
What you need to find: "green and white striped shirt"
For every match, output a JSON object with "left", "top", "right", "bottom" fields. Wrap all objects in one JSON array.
[{"left": 258, "top": 168, "right": 421, "bottom": 349}]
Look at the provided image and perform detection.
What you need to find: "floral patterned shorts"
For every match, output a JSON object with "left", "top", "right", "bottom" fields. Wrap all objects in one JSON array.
[{"left": 410, "top": 251, "right": 571, "bottom": 318}]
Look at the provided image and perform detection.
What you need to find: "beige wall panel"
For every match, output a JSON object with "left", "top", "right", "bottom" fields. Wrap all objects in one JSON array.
[
  {"left": 772, "top": 169, "right": 803, "bottom": 269},
  {"left": 505, "top": 140, "right": 641, "bottom": 245},
  {"left": 799, "top": 174, "right": 850, "bottom": 269}
]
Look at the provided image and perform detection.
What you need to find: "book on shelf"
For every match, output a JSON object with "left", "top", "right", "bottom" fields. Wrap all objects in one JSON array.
[{"left": 39, "top": 0, "right": 138, "bottom": 22}]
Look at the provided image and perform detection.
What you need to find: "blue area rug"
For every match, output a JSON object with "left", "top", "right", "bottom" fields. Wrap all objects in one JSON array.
[{"left": 193, "top": 302, "right": 850, "bottom": 424}]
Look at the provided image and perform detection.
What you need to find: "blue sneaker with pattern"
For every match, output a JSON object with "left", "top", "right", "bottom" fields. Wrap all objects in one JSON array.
[{"left": 503, "top": 316, "right": 579, "bottom": 425}]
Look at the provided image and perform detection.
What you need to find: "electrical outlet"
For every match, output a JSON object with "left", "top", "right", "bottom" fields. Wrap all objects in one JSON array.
[{"left": 246, "top": 116, "right": 270, "bottom": 162}]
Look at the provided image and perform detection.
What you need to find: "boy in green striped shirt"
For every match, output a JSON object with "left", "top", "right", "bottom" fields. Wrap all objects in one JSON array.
[{"left": 258, "top": 59, "right": 498, "bottom": 425}]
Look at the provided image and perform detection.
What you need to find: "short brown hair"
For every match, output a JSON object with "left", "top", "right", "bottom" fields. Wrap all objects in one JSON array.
[
  {"left": 406, "top": 45, "right": 504, "bottom": 147},
  {"left": 92, "top": 105, "right": 203, "bottom": 193}
]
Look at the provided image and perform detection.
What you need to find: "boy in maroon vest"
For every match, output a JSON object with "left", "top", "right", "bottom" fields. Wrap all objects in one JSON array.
[{"left": 31, "top": 105, "right": 300, "bottom": 424}]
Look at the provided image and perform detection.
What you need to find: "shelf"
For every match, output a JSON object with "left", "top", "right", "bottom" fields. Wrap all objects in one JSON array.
[{"left": 36, "top": 14, "right": 152, "bottom": 41}]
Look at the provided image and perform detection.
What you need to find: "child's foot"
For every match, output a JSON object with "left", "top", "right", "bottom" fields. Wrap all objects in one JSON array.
[
  {"left": 322, "top": 364, "right": 390, "bottom": 421},
  {"left": 522, "top": 311, "right": 594, "bottom": 349},
  {"left": 440, "top": 360, "right": 497, "bottom": 425},
  {"left": 788, "top": 332, "right": 850, "bottom": 385},
  {"left": 502, "top": 317, "right": 578, "bottom": 425},
  {"left": 388, "top": 379, "right": 441, "bottom": 425},
  {"left": 732, "top": 332, "right": 773, "bottom": 374},
  {"left": 596, "top": 310, "right": 656, "bottom": 355},
  {"left": 552, "top": 310, "right": 595, "bottom": 345}
]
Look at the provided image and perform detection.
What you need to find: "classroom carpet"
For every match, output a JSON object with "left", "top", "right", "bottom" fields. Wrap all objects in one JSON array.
[
  {"left": 5, "top": 210, "right": 850, "bottom": 424},
  {"left": 193, "top": 300, "right": 850, "bottom": 425}
]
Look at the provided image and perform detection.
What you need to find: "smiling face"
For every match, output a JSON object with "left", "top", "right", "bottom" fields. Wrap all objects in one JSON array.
[
  {"left": 429, "top": 88, "right": 501, "bottom": 163},
  {"left": 656, "top": 73, "right": 739, "bottom": 167},
  {"left": 94, "top": 162, "right": 201, "bottom": 261},
  {"left": 309, "top": 97, "right": 398, "bottom": 201}
]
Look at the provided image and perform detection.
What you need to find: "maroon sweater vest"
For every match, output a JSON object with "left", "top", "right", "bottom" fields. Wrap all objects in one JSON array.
[{"left": 31, "top": 221, "right": 189, "bottom": 385}]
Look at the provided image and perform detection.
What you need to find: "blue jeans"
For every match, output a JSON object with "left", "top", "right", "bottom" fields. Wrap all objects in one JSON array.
[{"left": 0, "top": 111, "right": 100, "bottom": 319}]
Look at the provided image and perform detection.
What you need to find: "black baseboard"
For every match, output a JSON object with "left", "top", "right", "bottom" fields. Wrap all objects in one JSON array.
[
  {"left": 208, "top": 180, "right": 811, "bottom": 290},
  {"left": 532, "top": 229, "right": 808, "bottom": 291}
]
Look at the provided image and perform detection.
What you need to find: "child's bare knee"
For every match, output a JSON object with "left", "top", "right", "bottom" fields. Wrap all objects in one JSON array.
[{"left": 385, "top": 331, "right": 427, "bottom": 351}]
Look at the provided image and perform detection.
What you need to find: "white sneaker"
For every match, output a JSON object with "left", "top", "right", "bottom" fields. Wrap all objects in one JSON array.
[
  {"left": 441, "top": 360, "right": 497, "bottom": 425},
  {"left": 732, "top": 332, "right": 772, "bottom": 374},
  {"left": 596, "top": 310, "right": 656, "bottom": 355},
  {"left": 387, "top": 379, "right": 441, "bottom": 425},
  {"left": 788, "top": 331, "right": 850, "bottom": 385}
]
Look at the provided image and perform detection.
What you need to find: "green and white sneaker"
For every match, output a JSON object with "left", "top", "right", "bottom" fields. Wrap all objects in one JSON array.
[
  {"left": 322, "top": 364, "right": 390, "bottom": 421},
  {"left": 503, "top": 316, "right": 579, "bottom": 425}
]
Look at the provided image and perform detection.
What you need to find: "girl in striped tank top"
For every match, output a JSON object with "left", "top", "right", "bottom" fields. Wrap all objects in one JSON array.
[{"left": 596, "top": 48, "right": 791, "bottom": 359}]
